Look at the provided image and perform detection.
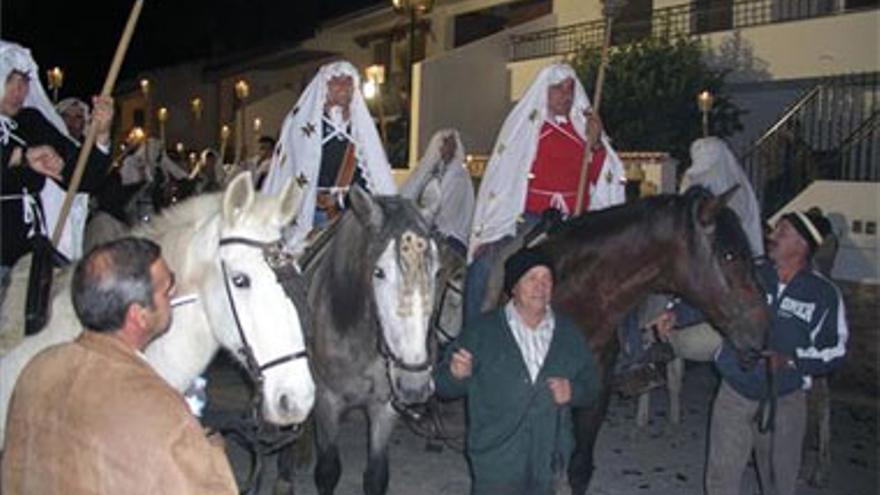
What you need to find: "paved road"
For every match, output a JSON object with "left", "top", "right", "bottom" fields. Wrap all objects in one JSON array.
[{"left": 204, "top": 358, "right": 877, "bottom": 495}]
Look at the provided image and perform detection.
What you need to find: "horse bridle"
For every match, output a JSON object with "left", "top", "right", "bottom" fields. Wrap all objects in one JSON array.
[
  {"left": 215, "top": 236, "right": 309, "bottom": 495},
  {"left": 376, "top": 323, "right": 436, "bottom": 374},
  {"left": 218, "top": 236, "right": 309, "bottom": 387}
]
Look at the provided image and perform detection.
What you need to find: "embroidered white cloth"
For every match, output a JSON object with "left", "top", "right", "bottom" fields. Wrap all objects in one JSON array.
[
  {"left": 681, "top": 137, "right": 764, "bottom": 257},
  {"left": 261, "top": 60, "right": 396, "bottom": 251},
  {"left": 468, "top": 63, "right": 625, "bottom": 260},
  {"left": 400, "top": 129, "right": 474, "bottom": 246},
  {"left": 1, "top": 40, "right": 90, "bottom": 260}
]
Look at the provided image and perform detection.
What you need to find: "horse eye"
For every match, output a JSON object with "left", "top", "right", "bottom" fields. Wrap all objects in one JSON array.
[
  {"left": 722, "top": 252, "right": 735, "bottom": 262},
  {"left": 232, "top": 273, "right": 251, "bottom": 288},
  {"left": 374, "top": 267, "right": 385, "bottom": 279}
]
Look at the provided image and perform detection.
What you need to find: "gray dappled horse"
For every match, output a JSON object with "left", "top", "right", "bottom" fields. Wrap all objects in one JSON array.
[{"left": 285, "top": 187, "right": 439, "bottom": 495}]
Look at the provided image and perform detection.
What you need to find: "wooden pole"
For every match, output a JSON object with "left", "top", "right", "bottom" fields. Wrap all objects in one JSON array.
[
  {"left": 574, "top": 14, "right": 615, "bottom": 216},
  {"left": 51, "top": 0, "right": 145, "bottom": 245}
]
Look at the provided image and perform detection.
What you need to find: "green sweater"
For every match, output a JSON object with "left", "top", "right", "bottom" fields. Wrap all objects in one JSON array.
[{"left": 434, "top": 308, "right": 599, "bottom": 489}]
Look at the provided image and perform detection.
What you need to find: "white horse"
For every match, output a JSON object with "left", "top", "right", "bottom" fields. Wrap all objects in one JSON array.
[{"left": 0, "top": 173, "right": 315, "bottom": 445}]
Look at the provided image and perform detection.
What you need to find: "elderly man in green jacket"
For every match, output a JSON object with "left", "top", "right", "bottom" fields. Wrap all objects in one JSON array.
[{"left": 435, "top": 247, "right": 600, "bottom": 494}]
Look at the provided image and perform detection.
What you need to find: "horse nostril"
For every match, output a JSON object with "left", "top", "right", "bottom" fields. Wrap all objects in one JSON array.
[{"left": 279, "top": 393, "right": 291, "bottom": 413}]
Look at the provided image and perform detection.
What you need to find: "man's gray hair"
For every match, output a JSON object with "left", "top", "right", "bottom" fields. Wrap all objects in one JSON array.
[{"left": 72, "top": 237, "right": 161, "bottom": 332}]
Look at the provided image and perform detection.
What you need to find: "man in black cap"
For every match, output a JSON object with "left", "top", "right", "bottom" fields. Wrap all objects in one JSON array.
[{"left": 434, "top": 247, "right": 599, "bottom": 495}]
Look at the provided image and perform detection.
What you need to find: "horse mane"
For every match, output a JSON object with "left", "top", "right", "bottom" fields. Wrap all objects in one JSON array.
[
  {"left": 552, "top": 193, "right": 680, "bottom": 247},
  {"left": 131, "top": 193, "right": 223, "bottom": 287},
  {"left": 324, "top": 196, "right": 430, "bottom": 332},
  {"left": 134, "top": 193, "right": 222, "bottom": 238}
]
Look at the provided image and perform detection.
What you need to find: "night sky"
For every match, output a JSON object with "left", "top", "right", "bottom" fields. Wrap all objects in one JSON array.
[{"left": 2, "top": 0, "right": 384, "bottom": 98}]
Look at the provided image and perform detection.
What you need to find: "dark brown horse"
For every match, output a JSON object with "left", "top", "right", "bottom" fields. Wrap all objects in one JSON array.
[{"left": 529, "top": 186, "right": 770, "bottom": 493}]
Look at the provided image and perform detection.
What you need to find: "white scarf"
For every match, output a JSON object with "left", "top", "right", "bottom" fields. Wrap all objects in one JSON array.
[
  {"left": 468, "top": 63, "right": 625, "bottom": 260},
  {"left": 261, "top": 60, "right": 396, "bottom": 251},
  {"left": 681, "top": 137, "right": 765, "bottom": 257},
  {"left": 1, "top": 40, "right": 89, "bottom": 260},
  {"left": 400, "top": 129, "right": 474, "bottom": 246}
]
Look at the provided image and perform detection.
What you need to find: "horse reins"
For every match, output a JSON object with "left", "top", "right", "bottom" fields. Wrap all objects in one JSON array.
[{"left": 218, "top": 236, "right": 309, "bottom": 384}]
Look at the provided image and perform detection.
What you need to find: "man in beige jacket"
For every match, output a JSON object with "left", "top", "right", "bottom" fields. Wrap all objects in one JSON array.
[{"left": 2, "top": 237, "right": 237, "bottom": 494}]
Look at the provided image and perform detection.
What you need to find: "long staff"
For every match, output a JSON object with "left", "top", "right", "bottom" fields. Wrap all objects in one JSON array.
[
  {"left": 574, "top": 0, "right": 623, "bottom": 215},
  {"left": 51, "top": 0, "right": 145, "bottom": 245}
]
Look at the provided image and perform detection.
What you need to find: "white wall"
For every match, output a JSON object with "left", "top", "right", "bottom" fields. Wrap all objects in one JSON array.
[
  {"left": 771, "top": 181, "right": 880, "bottom": 283},
  {"left": 414, "top": 15, "right": 557, "bottom": 164}
]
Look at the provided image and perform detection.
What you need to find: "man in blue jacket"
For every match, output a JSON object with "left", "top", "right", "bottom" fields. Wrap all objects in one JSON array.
[
  {"left": 704, "top": 208, "right": 848, "bottom": 495},
  {"left": 612, "top": 207, "right": 847, "bottom": 494},
  {"left": 435, "top": 247, "right": 599, "bottom": 495}
]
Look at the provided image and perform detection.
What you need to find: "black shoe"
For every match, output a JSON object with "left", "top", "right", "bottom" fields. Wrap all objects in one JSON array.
[{"left": 614, "top": 363, "right": 667, "bottom": 397}]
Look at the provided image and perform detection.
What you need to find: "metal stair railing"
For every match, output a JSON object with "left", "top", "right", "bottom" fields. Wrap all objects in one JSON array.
[{"left": 740, "top": 71, "right": 879, "bottom": 215}]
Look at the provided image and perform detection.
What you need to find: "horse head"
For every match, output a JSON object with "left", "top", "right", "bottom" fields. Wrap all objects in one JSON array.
[
  {"left": 201, "top": 173, "right": 315, "bottom": 424},
  {"left": 670, "top": 186, "right": 770, "bottom": 355},
  {"left": 349, "top": 187, "right": 439, "bottom": 405}
]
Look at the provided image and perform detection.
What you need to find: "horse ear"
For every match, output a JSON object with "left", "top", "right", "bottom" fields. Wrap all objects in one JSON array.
[
  {"left": 222, "top": 172, "right": 255, "bottom": 226},
  {"left": 348, "top": 185, "right": 383, "bottom": 229},
  {"left": 697, "top": 185, "right": 739, "bottom": 225},
  {"left": 275, "top": 178, "right": 304, "bottom": 226}
]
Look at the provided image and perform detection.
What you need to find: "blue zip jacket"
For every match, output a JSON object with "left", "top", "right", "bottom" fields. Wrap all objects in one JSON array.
[{"left": 714, "top": 259, "right": 849, "bottom": 400}]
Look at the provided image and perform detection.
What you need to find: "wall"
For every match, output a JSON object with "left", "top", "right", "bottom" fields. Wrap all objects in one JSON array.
[
  {"left": 414, "top": 14, "right": 557, "bottom": 169},
  {"left": 770, "top": 181, "right": 880, "bottom": 283},
  {"left": 701, "top": 10, "right": 880, "bottom": 82}
]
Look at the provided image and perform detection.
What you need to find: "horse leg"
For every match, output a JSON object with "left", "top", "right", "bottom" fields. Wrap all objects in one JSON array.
[
  {"left": 569, "top": 384, "right": 613, "bottom": 495},
  {"left": 313, "top": 395, "right": 344, "bottom": 495},
  {"left": 363, "top": 402, "right": 397, "bottom": 495},
  {"left": 667, "top": 358, "right": 683, "bottom": 425},
  {"left": 807, "top": 376, "right": 831, "bottom": 487},
  {"left": 636, "top": 392, "right": 650, "bottom": 428}
]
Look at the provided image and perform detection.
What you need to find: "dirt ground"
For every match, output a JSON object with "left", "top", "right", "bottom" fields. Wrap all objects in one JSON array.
[{"left": 204, "top": 358, "right": 878, "bottom": 495}]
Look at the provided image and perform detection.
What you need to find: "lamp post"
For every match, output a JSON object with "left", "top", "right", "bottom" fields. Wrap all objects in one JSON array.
[
  {"left": 233, "top": 79, "right": 250, "bottom": 164},
  {"left": 219, "top": 124, "right": 231, "bottom": 166},
  {"left": 253, "top": 117, "right": 262, "bottom": 148},
  {"left": 191, "top": 97, "right": 203, "bottom": 122},
  {"left": 697, "top": 90, "right": 714, "bottom": 137},
  {"left": 46, "top": 67, "right": 63, "bottom": 103},
  {"left": 139, "top": 78, "right": 151, "bottom": 136},
  {"left": 391, "top": 0, "right": 434, "bottom": 166},
  {"left": 364, "top": 64, "right": 388, "bottom": 147},
  {"left": 157, "top": 106, "right": 168, "bottom": 144}
]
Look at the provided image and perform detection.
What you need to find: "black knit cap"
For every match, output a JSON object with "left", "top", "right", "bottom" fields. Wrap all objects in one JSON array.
[
  {"left": 782, "top": 208, "right": 831, "bottom": 254},
  {"left": 503, "top": 247, "right": 555, "bottom": 294}
]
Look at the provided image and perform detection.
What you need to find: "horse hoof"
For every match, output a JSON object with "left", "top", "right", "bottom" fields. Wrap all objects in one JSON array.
[
  {"left": 808, "top": 470, "right": 828, "bottom": 488},
  {"left": 273, "top": 478, "right": 295, "bottom": 495}
]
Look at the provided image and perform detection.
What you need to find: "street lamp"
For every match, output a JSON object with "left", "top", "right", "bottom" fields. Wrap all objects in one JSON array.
[
  {"left": 391, "top": 0, "right": 434, "bottom": 166},
  {"left": 140, "top": 78, "right": 152, "bottom": 136},
  {"left": 697, "top": 90, "right": 714, "bottom": 137},
  {"left": 46, "top": 67, "right": 63, "bottom": 103},
  {"left": 157, "top": 106, "right": 168, "bottom": 143},
  {"left": 233, "top": 79, "right": 250, "bottom": 164},
  {"left": 191, "top": 97, "right": 203, "bottom": 122},
  {"left": 364, "top": 64, "right": 388, "bottom": 146},
  {"left": 253, "top": 117, "right": 262, "bottom": 147},
  {"left": 219, "top": 124, "right": 231, "bottom": 166}
]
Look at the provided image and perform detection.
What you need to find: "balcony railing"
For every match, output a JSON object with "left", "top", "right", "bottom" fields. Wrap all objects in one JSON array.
[{"left": 511, "top": 0, "right": 877, "bottom": 61}]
